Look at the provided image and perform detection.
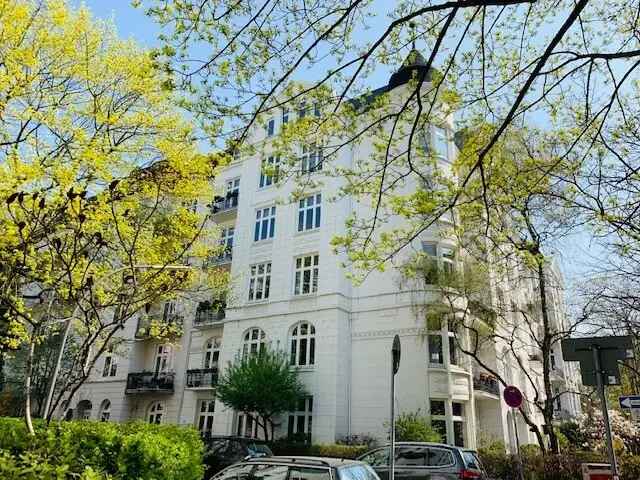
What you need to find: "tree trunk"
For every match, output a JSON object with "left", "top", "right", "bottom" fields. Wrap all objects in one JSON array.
[
  {"left": 24, "top": 333, "right": 37, "bottom": 435},
  {"left": 536, "top": 260, "right": 559, "bottom": 454},
  {"left": 261, "top": 415, "right": 270, "bottom": 442}
]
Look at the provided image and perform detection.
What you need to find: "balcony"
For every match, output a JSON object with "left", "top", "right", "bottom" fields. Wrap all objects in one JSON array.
[
  {"left": 211, "top": 192, "right": 239, "bottom": 218},
  {"left": 193, "top": 301, "right": 226, "bottom": 327},
  {"left": 473, "top": 372, "right": 500, "bottom": 397},
  {"left": 125, "top": 371, "right": 175, "bottom": 394},
  {"left": 205, "top": 249, "right": 232, "bottom": 267},
  {"left": 135, "top": 313, "right": 183, "bottom": 339},
  {"left": 186, "top": 368, "right": 219, "bottom": 389}
]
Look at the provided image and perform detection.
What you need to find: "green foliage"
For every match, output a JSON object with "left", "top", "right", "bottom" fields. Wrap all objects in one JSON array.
[
  {"left": 216, "top": 349, "right": 307, "bottom": 440},
  {"left": 393, "top": 411, "right": 441, "bottom": 443},
  {"left": 0, "top": 417, "right": 203, "bottom": 480},
  {"left": 475, "top": 444, "right": 640, "bottom": 480},
  {"left": 269, "top": 441, "right": 369, "bottom": 459}
]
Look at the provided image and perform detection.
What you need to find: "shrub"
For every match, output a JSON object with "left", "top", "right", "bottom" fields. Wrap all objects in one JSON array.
[
  {"left": 336, "top": 434, "right": 378, "bottom": 449},
  {"left": 393, "top": 411, "right": 441, "bottom": 442},
  {"left": 0, "top": 417, "right": 203, "bottom": 480},
  {"left": 269, "top": 440, "right": 368, "bottom": 459}
]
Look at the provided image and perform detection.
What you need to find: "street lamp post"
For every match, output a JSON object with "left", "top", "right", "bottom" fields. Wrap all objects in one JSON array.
[{"left": 390, "top": 335, "right": 401, "bottom": 480}]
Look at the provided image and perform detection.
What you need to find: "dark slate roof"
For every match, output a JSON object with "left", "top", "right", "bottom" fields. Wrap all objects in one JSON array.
[{"left": 348, "top": 49, "right": 434, "bottom": 111}]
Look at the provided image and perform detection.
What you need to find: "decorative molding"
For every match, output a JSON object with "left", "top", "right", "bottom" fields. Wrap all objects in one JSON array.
[{"left": 352, "top": 327, "right": 421, "bottom": 339}]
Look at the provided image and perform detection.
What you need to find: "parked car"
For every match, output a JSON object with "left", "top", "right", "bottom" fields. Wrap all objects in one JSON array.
[
  {"left": 203, "top": 436, "right": 273, "bottom": 478},
  {"left": 209, "top": 456, "right": 381, "bottom": 480},
  {"left": 358, "top": 442, "right": 487, "bottom": 479}
]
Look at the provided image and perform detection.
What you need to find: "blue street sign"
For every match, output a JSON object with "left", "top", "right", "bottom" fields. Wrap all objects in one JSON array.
[{"left": 619, "top": 395, "right": 640, "bottom": 409}]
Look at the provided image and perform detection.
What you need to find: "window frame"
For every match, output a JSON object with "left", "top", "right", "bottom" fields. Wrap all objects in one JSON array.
[
  {"left": 289, "top": 321, "right": 316, "bottom": 367},
  {"left": 294, "top": 254, "right": 320, "bottom": 296},
  {"left": 254, "top": 206, "right": 276, "bottom": 241},
  {"left": 242, "top": 327, "right": 266, "bottom": 357},
  {"left": 266, "top": 118, "right": 275, "bottom": 137},
  {"left": 102, "top": 347, "right": 117, "bottom": 377},
  {"left": 154, "top": 344, "right": 173, "bottom": 374},
  {"left": 287, "top": 396, "right": 313, "bottom": 440},
  {"left": 297, "top": 193, "right": 322, "bottom": 232},
  {"left": 196, "top": 399, "right": 216, "bottom": 437},
  {"left": 248, "top": 262, "right": 272, "bottom": 301},
  {"left": 98, "top": 399, "right": 111, "bottom": 422},
  {"left": 300, "top": 145, "right": 323, "bottom": 174},
  {"left": 259, "top": 156, "right": 280, "bottom": 188},
  {"left": 204, "top": 337, "right": 221, "bottom": 369},
  {"left": 147, "top": 401, "right": 164, "bottom": 424}
]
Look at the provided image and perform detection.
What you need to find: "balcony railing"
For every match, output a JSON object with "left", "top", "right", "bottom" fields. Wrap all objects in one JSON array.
[
  {"left": 193, "top": 301, "right": 227, "bottom": 327},
  {"left": 186, "top": 368, "right": 219, "bottom": 388},
  {"left": 135, "top": 313, "right": 184, "bottom": 339},
  {"left": 473, "top": 372, "right": 500, "bottom": 396},
  {"left": 205, "top": 249, "right": 232, "bottom": 267},
  {"left": 211, "top": 191, "right": 239, "bottom": 213},
  {"left": 125, "top": 371, "right": 175, "bottom": 394}
]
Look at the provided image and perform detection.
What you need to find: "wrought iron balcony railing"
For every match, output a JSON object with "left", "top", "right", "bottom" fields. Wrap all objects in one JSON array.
[
  {"left": 194, "top": 305, "right": 225, "bottom": 326},
  {"left": 186, "top": 368, "right": 219, "bottom": 388},
  {"left": 211, "top": 191, "right": 239, "bottom": 213},
  {"left": 125, "top": 371, "right": 175, "bottom": 394},
  {"left": 473, "top": 372, "right": 500, "bottom": 396}
]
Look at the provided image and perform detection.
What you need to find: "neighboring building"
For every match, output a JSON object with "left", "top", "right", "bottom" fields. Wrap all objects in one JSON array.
[{"left": 70, "top": 51, "right": 580, "bottom": 450}]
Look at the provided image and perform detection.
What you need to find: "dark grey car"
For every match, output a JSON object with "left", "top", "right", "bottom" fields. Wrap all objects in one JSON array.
[
  {"left": 358, "top": 442, "right": 486, "bottom": 480},
  {"left": 209, "top": 456, "right": 381, "bottom": 480}
]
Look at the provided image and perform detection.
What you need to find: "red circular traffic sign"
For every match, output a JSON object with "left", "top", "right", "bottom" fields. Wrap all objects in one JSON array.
[{"left": 503, "top": 385, "right": 523, "bottom": 408}]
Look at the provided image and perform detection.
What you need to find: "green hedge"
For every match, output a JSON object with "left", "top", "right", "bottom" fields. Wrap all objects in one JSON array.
[
  {"left": 0, "top": 417, "right": 204, "bottom": 480},
  {"left": 269, "top": 441, "right": 369, "bottom": 459},
  {"left": 477, "top": 442, "right": 640, "bottom": 480}
]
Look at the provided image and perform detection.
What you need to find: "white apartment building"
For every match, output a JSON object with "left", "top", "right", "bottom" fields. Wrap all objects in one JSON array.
[{"left": 69, "top": 51, "right": 580, "bottom": 450}]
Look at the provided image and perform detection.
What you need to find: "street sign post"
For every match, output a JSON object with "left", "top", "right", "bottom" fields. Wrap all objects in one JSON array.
[
  {"left": 562, "top": 336, "right": 634, "bottom": 480},
  {"left": 390, "top": 335, "right": 401, "bottom": 480},
  {"left": 503, "top": 385, "right": 525, "bottom": 480}
]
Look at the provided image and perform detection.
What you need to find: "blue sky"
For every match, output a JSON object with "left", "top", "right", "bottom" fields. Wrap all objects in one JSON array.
[{"left": 77, "top": 1, "right": 604, "bottom": 290}]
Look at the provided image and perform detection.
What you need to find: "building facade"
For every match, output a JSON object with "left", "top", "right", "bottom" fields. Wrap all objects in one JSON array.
[{"left": 71, "top": 53, "right": 580, "bottom": 450}]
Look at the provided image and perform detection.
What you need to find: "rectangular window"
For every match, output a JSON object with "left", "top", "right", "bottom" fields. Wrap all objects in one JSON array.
[
  {"left": 301, "top": 145, "right": 323, "bottom": 174},
  {"left": 294, "top": 254, "right": 319, "bottom": 295},
  {"left": 102, "top": 348, "right": 117, "bottom": 377},
  {"left": 298, "top": 194, "right": 321, "bottom": 232},
  {"left": 428, "top": 335, "right": 443, "bottom": 365},
  {"left": 248, "top": 262, "right": 271, "bottom": 301},
  {"left": 224, "top": 178, "right": 240, "bottom": 209},
  {"left": 282, "top": 108, "right": 289, "bottom": 125},
  {"left": 218, "top": 226, "right": 234, "bottom": 260},
  {"left": 453, "top": 421, "right": 465, "bottom": 447},
  {"left": 288, "top": 396, "right": 313, "bottom": 440},
  {"left": 449, "top": 336, "right": 457, "bottom": 365},
  {"left": 254, "top": 206, "right": 276, "bottom": 241},
  {"left": 197, "top": 400, "right": 215, "bottom": 437},
  {"left": 430, "top": 399, "right": 446, "bottom": 416},
  {"left": 259, "top": 156, "right": 280, "bottom": 188},
  {"left": 266, "top": 118, "right": 275, "bottom": 137},
  {"left": 442, "top": 247, "right": 455, "bottom": 276},
  {"left": 313, "top": 102, "right": 321, "bottom": 117}
]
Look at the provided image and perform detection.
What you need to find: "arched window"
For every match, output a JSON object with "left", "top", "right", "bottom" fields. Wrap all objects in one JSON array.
[
  {"left": 204, "top": 338, "right": 221, "bottom": 369},
  {"left": 290, "top": 322, "right": 315, "bottom": 367},
  {"left": 242, "top": 328, "right": 266, "bottom": 357},
  {"left": 76, "top": 400, "right": 92, "bottom": 420},
  {"left": 99, "top": 399, "right": 111, "bottom": 422},
  {"left": 148, "top": 401, "right": 164, "bottom": 424}
]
